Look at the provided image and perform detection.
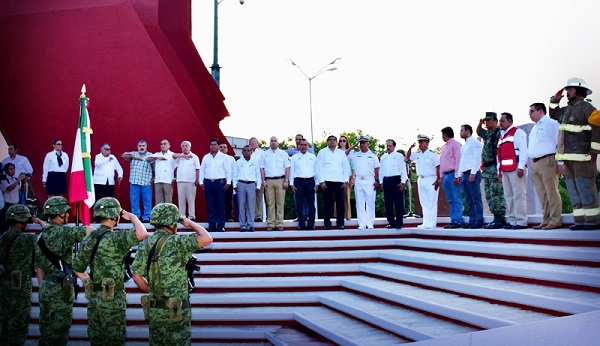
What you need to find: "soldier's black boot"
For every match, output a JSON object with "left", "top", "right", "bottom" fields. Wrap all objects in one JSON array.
[{"left": 485, "top": 214, "right": 504, "bottom": 229}]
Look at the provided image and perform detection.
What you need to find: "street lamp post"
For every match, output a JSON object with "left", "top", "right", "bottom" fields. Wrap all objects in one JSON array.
[
  {"left": 287, "top": 58, "right": 341, "bottom": 151},
  {"left": 211, "top": 0, "right": 222, "bottom": 87}
]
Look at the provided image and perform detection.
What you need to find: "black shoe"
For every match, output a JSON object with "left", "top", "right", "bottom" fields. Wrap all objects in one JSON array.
[
  {"left": 570, "top": 224, "right": 585, "bottom": 231},
  {"left": 485, "top": 221, "right": 504, "bottom": 229},
  {"left": 462, "top": 223, "right": 471, "bottom": 229},
  {"left": 208, "top": 228, "right": 217, "bottom": 233},
  {"left": 470, "top": 223, "right": 483, "bottom": 229},
  {"left": 307, "top": 226, "right": 316, "bottom": 230},
  {"left": 324, "top": 226, "right": 331, "bottom": 230},
  {"left": 188, "top": 216, "right": 196, "bottom": 222},
  {"left": 503, "top": 225, "right": 513, "bottom": 230},
  {"left": 297, "top": 225, "right": 306, "bottom": 230},
  {"left": 247, "top": 227, "right": 254, "bottom": 232},
  {"left": 512, "top": 225, "right": 528, "bottom": 230},
  {"left": 445, "top": 223, "right": 462, "bottom": 229},
  {"left": 386, "top": 224, "right": 396, "bottom": 229},
  {"left": 218, "top": 228, "right": 225, "bottom": 232},
  {"left": 583, "top": 224, "right": 600, "bottom": 230},
  {"left": 255, "top": 218, "right": 263, "bottom": 222},
  {"left": 337, "top": 226, "right": 345, "bottom": 230},
  {"left": 240, "top": 228, "right": 248, "bottom": 232}
]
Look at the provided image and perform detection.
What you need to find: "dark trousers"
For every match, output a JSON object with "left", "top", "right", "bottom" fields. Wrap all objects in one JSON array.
[
  {"left": 383, "top": 176, "right": 404, "bottom": 228},
  {"left": 462, "top": 171, "right": 483, "bottom": 225},
  {"left": 225, "top": 185, "right": 234, "bottom": 220},
  {"left": 94, "top": 182, "right": 115, "bottom": 200},
  {"left": 294, "top": 178, "right": 316, "bottom": 228},
  {"left": 322, "top": 181, "right": 344, "bottom": 229},
  {"left": 204, "top": 178, "right": 226, "bottom": 229}
]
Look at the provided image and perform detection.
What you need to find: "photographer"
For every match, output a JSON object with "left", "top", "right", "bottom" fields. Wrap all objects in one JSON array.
[{"left": 0, "top": 163, "right": 26, "bottom": 233}]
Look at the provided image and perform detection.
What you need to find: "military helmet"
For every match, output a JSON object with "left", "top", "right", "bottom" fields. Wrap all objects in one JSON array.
[
  {"left": 565, "top": 77, "right": 592, "bottom": 95},
  {"left": 43, "top": 196, "right": 71, "bottom": 216},
  {"left": 150, "top": 203, "right": 180, "bottom": 227},
  {"left": 94, "top": 197, "right": 122, "bottom": 218},
  {"left": 6, "top": 204, "right": 32, "bottom": 223}
]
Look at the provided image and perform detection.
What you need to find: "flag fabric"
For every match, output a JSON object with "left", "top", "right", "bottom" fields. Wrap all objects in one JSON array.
[{"left": 69, "top": 88, "right": 95, "bottom": 225}]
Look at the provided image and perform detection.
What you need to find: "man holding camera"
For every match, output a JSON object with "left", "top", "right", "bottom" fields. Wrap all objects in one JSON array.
[{"left": 2, "top": 144, "right": 33, "bottom": 205}]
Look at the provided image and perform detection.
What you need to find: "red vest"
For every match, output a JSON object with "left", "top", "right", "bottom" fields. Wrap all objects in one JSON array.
[{"left": 497, "top": 126, "right": 519, "bottom": 172}]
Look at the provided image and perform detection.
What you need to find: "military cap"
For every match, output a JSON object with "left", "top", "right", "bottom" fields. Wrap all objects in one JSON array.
[
  {"left": 150, "top": 203, "right": 181, "bottom": 227},
  {"left": 484, "top": 112, "right": 498, "bottom": 120},
  {"left": 94, "top": 197, "right": 122, "bottom": 219},
  {"left": 6, "top": 204, "right": 32, "bottom": 223},
  {"left": 43, "top": 196, "right": 71, "bottom": 216},
  {"left": 357, "top": 135, "right": 371, "bottom": 142},
  {"left": 417, "top": 134, "right": 431, "bottom": 142}
]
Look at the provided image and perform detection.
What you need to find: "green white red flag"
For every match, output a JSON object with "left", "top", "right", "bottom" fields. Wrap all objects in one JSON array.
[{"left": 68, "top": 84, "right": 95, "bottom": 225}]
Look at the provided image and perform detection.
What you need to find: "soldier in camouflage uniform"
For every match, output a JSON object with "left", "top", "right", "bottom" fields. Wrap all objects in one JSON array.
[
  {"left": 131, "top": 203, "right": 212, "bottom": 346},
  {"left": 36, "top": 196, "right": 93, "bottom": 346},
  {"left": 0, "top": 205, "right": 45, "bottom": 346},
  {"left": 73, "top": 197, "right": 148, "bottom": 345},
  {"left": 476, "top": 112, "right": 507, "bottom": 229}
]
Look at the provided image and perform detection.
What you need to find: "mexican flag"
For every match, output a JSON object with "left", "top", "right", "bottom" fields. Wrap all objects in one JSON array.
[{"left": 68, "top": 85, "right": 95, "bottom": 225}]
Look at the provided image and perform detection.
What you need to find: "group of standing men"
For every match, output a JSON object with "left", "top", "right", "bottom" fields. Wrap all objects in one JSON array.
[
  {"left": 410, "top": 77, "right": 599, "bottom": 231},
  {"left": 0, "top": 195, "right": 213, "bottom": 345}
]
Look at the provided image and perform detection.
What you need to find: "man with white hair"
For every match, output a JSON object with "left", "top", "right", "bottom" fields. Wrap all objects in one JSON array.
[
  {"left": 92, "top": 143, "right": 123, "bottom": 200},
  {"left": 176, "top": 141, "right": 200, "bottom": 220}
]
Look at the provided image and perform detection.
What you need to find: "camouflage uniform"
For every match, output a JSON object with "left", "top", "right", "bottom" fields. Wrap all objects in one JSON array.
[
  {"left": 477, "top": 126, "right": 506, "bottom": 219},
  {"left": 73, "top": 219, "right": 140, "bottom": 346},
  {"left": 0, "top": 205, "right": 36, "bottom": 346},
  {"left": 37, "top": 198, "right": 87, "bottom": 346},
  {"left": 131, "top": 204, "right": 201, "bottom": 346}
]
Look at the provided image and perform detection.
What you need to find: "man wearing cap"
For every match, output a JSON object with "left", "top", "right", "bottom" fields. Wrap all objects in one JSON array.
[
  {"left": 550, "top": 77, "right": 600, "bottom": 230},
  {"left": 497, "top": 113, "right": 529, "bottom": 230},
  {"left": 352, "top": 136, "right": 381, "bottom": 229},
  {"left": 317, "top": 135, "right": 351, "bottom": 230},
  {"left": 380, "top": 139, "right": 408, "bottom": 229},
  {"left": 406, "top": 134, "right": 440, "bottom": 229},
  {"left": 477, "top": 112, "right": 507, "bottom": 229}
]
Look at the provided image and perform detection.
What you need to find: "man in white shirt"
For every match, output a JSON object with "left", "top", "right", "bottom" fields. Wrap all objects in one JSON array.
[
  {"left": 497, "top": 112, "right": 529, "bottom": 229},
  {"left": 317, "top": 135, "right": 351, "bottom": 230},
  {"left": 175, "top": 140, "right": 200, "bottom": 221},
  {"left": 380, "top": 139, "right": 408, "bottom": 229},
  {"left": 352, "top": 136, "right": 381, "bottom": 229},
  {"left": 199, "top": 138, "right": 232, "bottom": 232},
  {"left": 2, "top": 144, "right": 33, "bottom": 204},
  {"left": 220, "top": 142, "right": 237, "bottom": 222},
  {"left": 234, "top": 145, "right": 261, "bottom": 232},
  {"left": 250, "top": 137, "right": 265, "bottom": 222},
  {"left": 92, "top": 143, "right": 123, "bottom": 200},
  {"left": 260, "top": 136, "right": 290, "bottom": 231},
  {"left": 528, "top": 103, "right": 562, "bottom": 230},
  {"left": 290, "top": 139, "right": 318, "bottom": 230},
  {"left": 147, "top": 139, "right": 178, "bottom": 204},
  {"left": 406, "top": 134, "right": 440, "bottom": 229},
  {"left": 457, "top": 125, "right": 484, "bottom": 228}
]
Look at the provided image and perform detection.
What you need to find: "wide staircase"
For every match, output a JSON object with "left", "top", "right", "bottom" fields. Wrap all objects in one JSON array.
[{"left": 25, "top": 217, "right": 600, "bottom": 345}]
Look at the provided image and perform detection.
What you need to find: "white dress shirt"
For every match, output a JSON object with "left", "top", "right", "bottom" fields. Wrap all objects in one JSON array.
[
  {"left": 2, "top": 154, "right": 33, "bottom": 176},
  {"left": 199, "top": 151, "right": 232, "bottom": 184},
  {"left": 380, "top": 151, "right": 408, "bottom": 183},
  {"left": 290, "top": 151, "right": 318, "bottom": 186},
  {"left": 176, "top": 152, "right": 201, "bottom": 183},
  {"left": 528, "top": 114, "right": 559, "bottom": 159},
  {"left": 234, "top": 157, "right": 261, "bottom": 188},
  {"left": 225, "top": 155, "right": 236, "bottom": 185},
  {"left": 42, "top": 150, "right": 69, "bottom": 182},
  {"left": 92, "top": 153, "right": 124, "bottom": 185},
  {"left": 0, "top": 175, "right": 20, "bottom": 204},
  {"left": 259, "top": 148, "right": 290, "bottom": 178},
  {"left": 498, "top": 125, "right": 528, "bottom": 171},
  {"left": 316, "top": 147, "right": 351, "bottom": 183},
  {"left": 149, "top": 150, "right": 177, "bottom": 184},
  {"left": 459, "top": 136, "right": 483, "bottom": 175},
  {"left": 352, "top": 150, "right": 380, "bottom": 179},
  {"left": 411, "top": 150, "right": 439, "bottom": 177}
]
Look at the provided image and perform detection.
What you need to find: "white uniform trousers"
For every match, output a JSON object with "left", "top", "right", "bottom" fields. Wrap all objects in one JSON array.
[
  {"left": 354, "top": 177, "right": 376, "bottom": 229},
  {"left": 417, "top": 175, "right": 438, "bottom": 228},
  {"left": 502, "top": 168, "right": 528, "bottom": 226}
]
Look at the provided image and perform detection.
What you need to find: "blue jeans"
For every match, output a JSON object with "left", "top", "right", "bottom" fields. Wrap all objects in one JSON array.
[
  {"left": 462, "top": 171, "right": 483, "bottom": 225},
  {"left": 443, "top": 172, "right": 464, "bottom": 224},
  {"left": 205, "top": 178, "right": 226, "bottom": 229},
  {"left": 130, "top": 184, "right": 152, "bottom": 220}
]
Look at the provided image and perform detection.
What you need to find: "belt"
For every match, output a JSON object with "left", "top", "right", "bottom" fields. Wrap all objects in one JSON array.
[
  {"left": 383, "top": 175, "right": 400, "bottom": 179},
  {"left": 204, "top": 178, "right": 225, "bottom": 183},
  {"left": 93, "top": 282, "right": 125, "bottom": 291},
  {"left": 237, "top": 180, "right": 256, "bottom": 184},
  {"left": 532, "top": 153, "right": 555, "bottom": 163},
  {"left": 151, "top": 299, "right": 191, "bottom": 309},
  {"left": 294, "top": 177, "right": 314, "bottom": 181},
  {"left": 265, "top": 176, "right": 285, "bottom": 180},
  {"left": 483, "top": 161, "right": 496, "bottom": 167},
  {"left": 463, "top": 170, "right": 472, "bottom": 175},
  {"left": 443, "top": 170, "right": 455, "bottom": 175}
]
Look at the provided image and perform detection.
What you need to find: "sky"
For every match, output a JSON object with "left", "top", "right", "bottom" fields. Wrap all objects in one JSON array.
[{"left": 191, "top": 0, "right": 600, "bottom": 150}]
